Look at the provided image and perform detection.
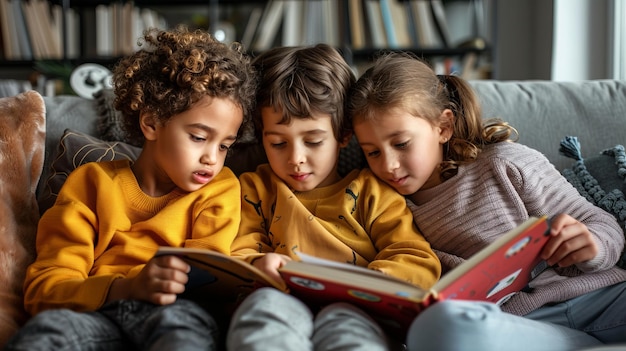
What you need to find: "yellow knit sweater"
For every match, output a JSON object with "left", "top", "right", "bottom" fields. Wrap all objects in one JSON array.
[
  {"left": 24, "top": 160, "right": 241, "bottom": 315},
  {"left": 232, "top": 164, "right": 441, "bottom": 289}
]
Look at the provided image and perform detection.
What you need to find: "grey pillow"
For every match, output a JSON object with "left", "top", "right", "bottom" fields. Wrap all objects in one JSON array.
[
  {"left": 559, "top": 136, "right": 626, "bottom": 269},
  {"left": 38, "top": 129, "right": 141, "bottom": 215},
  {"left": 93, "top": 88, "right": 143, "bottom": 147}
]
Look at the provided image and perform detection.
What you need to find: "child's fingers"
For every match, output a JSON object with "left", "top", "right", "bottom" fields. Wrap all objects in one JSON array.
[
  {"left": 153, "top": 255, "right": 191, "bottom": 273},
  {"left": 541, "top": 219, "right": 597, "bottom": 266}
]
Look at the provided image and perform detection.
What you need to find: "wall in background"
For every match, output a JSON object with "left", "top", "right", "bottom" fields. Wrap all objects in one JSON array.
[
  {"left": 493, "top": 0, "right": 613, "bottom": 81},
  {"left": 492, "top": 0, "right": 553, "bottom": 80},
  {"left": 551, "top": 0, "right": 610, "bottom": 81}
]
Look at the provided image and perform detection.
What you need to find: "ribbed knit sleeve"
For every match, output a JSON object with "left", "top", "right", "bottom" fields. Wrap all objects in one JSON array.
[{"left": 408, "top": 142, "right": 626, "bottom": 315}]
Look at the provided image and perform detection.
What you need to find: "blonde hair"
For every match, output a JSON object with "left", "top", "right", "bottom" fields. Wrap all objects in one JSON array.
[{"left": 348, "top": 52, "right": 517, "bottom": 180}]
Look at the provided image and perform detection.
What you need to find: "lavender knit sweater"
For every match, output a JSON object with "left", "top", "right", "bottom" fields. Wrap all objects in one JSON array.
[{"left": 407, "top": 141, "right": 626, "bottom": 316}]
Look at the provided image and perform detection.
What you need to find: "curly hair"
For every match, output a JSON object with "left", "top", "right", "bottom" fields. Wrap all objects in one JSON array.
[
  {"left": 112, "top": 25, "right": 257, "bottom": 144},
  {"left": 251, "top": 43, "right": 356, "bottom": 142},
  {"left": 348, "top": 52, "right": 517, "bottom": 181}
]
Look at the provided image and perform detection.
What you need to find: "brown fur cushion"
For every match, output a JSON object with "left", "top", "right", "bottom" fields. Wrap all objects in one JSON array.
[{"left": 0, "top": 91, "right": 46, "bottom": 346}]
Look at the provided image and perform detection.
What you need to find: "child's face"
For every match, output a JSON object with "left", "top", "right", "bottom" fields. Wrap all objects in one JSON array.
[
  {"left": 144, "top": 96, "right": 242, "bottom": 195},
  {"left": 353, "top": 109, "right": 448, "bottom": 195},
  {"left": 261, "top": 107, "right": 343, "bottom": 192}
]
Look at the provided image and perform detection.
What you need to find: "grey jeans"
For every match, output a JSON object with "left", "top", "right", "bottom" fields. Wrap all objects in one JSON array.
[
  {"left": 227, "top": 287, "right": 390, "bottom": 351},
  {"left": 5, "top": 299, "right": 220, "bottom": 351},
  {"left": 406, "top": 281, "right": 626, "bottom": 351}
]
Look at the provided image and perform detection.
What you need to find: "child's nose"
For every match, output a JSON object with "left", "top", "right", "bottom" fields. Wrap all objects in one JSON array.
[
  {"left": 201, "top": 145, "right": 218, "bottom": 165},
  {"left": 288, "top": 145, "right": 306, "bottom": 165}
]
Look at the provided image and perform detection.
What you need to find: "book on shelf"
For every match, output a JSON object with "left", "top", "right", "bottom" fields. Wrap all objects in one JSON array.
[
  {"left": 387, "top": 0, "right": 412, "bottom": 48},
  {"left": 241, "top": 6, "right": 263, "bottom": 51},
  {"left": 35, "top": 0, "right": 62, "bottom": 58},
  {"left": 10, "top": 0, "right": 33, "bottom": 60},
  {"left": 348, "top": 0, "right": 367, "bottom": 49},
  {"left": 252, "top": 0, "right": 285, "bottom": 52},
  {"left": 21, "top": 0, "right": 47, "bottom": 59},
  {"left": 379, "top": 0, "right": 398, "bottom": 48},
  {"left": 409, "top": 0, "right": 441, "bottom": 48},
  {"left": 281, "top": 0, "right": 303, "bottom": 46},
  {"left": 95, "top": 4, "right": 113, "bottom": 56},
  {"left": 429, "top": 0, "right": 452, "bottom": 48},
  {"left": 364, "top": 0, "right": 387, "bottom": 48},
  {"left": 158, "top": 216, "right": 551, "bottom": 337},
  {"left": 301, "top": 0, "right": 324, "bottom": 46},
  {"left": 0, "top": 0, "right": 18, "bottom": 60},
  {"left": 322, "top": 0, "right": 340, "bottom": 47}
]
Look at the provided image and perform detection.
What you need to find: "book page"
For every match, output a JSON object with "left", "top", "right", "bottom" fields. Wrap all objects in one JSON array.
[
  {"left": 288, "top": 252, "right": 426, "bottom": 297},
  {"left": 295, "top": 251, "right": 387, "bottom": 278},
  {"left": 156, "top": 247, "right": 287, "bottom": 299}
]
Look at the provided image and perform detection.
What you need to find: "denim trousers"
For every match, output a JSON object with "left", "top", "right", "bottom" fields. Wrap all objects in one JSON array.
[
  {"left": 4, "top": 299, "right": 220, "bottom": 351},
  {"left": 406, "top": 281, "right": 626, "bottom": 351},
  {"left": 226, "top": 287, "right": 390, "bottom": 351}
]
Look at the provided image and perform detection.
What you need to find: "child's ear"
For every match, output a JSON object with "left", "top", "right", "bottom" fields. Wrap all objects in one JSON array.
[
  {"left": 339, "top": 131, "right": 353, "bottom": 148},
  {"left": 438, "top": 109, "right": 454, "bottom": 142},
  {"left": 140, "top": 112, "right": 158, "bottom": 141}
]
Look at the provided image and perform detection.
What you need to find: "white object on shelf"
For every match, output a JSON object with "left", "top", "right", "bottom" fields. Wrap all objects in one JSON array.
[{"left": 70, "top": 63, "right": 113, "bottom": 99}]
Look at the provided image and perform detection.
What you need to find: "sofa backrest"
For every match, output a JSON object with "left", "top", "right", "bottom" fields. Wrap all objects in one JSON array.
[
  {"left": 470, "top": 79, "right": 626, "bottom": 171},
  {"left": 40, "top": 80, "right": 626, "bottom": 200}
]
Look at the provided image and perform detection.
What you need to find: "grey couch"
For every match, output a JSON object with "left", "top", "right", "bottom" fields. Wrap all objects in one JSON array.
[
  {"left": 40, "top": 80, "right": 626, "bottom": 193},
  {"left": 471, "top": 80, "right": 626, "bottom": 171},
  {"left": 5, "top": 79, "right": 624, "bottom": 345}
]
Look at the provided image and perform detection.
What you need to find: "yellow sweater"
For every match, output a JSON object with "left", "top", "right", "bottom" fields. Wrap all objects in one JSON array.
[
  {"left": 232, "top": 164, "right": 441, "bottom": 289},
  {"left": 24, "top": 160, "right": 241, "bottom": 315}
]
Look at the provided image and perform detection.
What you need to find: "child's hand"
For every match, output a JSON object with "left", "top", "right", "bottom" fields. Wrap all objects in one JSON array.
[
  {"left": 541, "top": 214, "right": 598, "bottom": 267},
  {"left": 252, "top": 253, "right": 291, "bottom": 284},
  {"left": 108, "top": 255, "right": 190, "bottom": 305}
]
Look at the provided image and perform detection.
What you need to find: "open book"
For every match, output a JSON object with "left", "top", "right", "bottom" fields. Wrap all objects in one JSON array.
[{"left": 157, "top": 216, "right": 550, "bottom": 336}]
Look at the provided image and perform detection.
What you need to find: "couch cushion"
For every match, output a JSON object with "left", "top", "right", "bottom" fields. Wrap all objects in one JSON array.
[
  {"left": 93, "top": 88, "right": 143, "bottom": 147},
  {"left": 470, "top": 80, "right": 626, "bottom": 171},
  {"left": 0, "top": 90, "right": 46, "bottom": 346},
  {"left": 559, "top": 136, "right": 626, "bottom": 269},
  {"left": 40, "top": 95, "right": 101, "bottom": 200},
  {"left": 38, "top": 129, "right": 142, "bottom": 214}
]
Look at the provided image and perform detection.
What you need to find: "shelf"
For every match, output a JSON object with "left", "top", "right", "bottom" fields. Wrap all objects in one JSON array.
[
  {"left": 0, "top": 45, "right": 490, "bottom": 70},
  {"left": 1, "top": 0, "right": 495, "bottom": 80}
]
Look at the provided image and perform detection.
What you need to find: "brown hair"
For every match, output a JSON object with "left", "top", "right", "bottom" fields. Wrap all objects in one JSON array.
[
  {"left": 348, "top": 52, "right": 517, "bottom": 180},
  {"left": 252, "top": 43, "right": 356, "bottom": 141},
  {"left": 112, "top": 25, "right": 257, "bottom": 144}
]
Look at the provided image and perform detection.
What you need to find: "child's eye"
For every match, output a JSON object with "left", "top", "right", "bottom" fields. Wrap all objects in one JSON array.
[
  {"left": 305, "top": 140, "right": 323, "bottom": 147},
  {"left": 220, "top": 144, "right": 231, "bottom": 151},
  {"left": 270, "top": 141, "right": 286, "bottom": 148},
  {"left": 366, "top": 150, "right": 380, "bottom": 158},
  {"left": 190, "top": 134, "right": 206, "bottom": 142},
  {"left": 395, "top": 141, "right": 409, "bottom": 149}
]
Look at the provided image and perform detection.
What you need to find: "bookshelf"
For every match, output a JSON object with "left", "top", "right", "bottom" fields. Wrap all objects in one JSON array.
[{"left": 0, "top": 0, "right": 495, "bottom": 85}]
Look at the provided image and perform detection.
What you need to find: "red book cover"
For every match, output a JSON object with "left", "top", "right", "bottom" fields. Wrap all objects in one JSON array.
[
  {"left": 158, "top": 216, "right": 550, "bottom": 337},
  {"left": 279, "top": 216, "right": 550, "bottom": 336},
  {"left": 432, "top": 216, "right": 550, "bottom": 305}
]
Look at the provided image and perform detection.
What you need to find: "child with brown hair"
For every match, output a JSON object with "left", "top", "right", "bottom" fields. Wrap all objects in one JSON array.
[
  {"left": 226, "top": 44, "right": 441, "bottom": 350},
  {"left": 5, "top": 26, "right": 256, "bottom": 350},
  {"left": 349, "top": 52, "right": 626, "bottom": 351}
]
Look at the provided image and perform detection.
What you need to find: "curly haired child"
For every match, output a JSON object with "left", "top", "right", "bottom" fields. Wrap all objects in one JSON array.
[
  {"left": 226, "top": 44, "right": 440, "bottom": 351},
  {"left": 5, "top": 26, "right": 256, "bottom": 351},
  {"left": 349, "top": 52, "right": 626, "bottom": 351}
]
